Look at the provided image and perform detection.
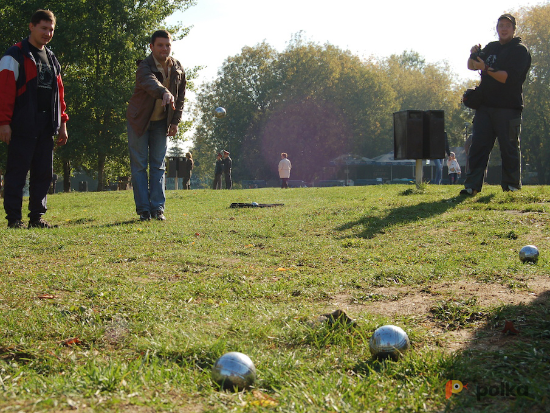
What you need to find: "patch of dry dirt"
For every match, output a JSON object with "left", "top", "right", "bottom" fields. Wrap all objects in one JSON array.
[{"left": 327, "top": 275, "right": 550, "bottom": 352}]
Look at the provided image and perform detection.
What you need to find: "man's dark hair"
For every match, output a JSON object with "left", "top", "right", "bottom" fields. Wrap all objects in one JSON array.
[
  {"left": 151, "top": 30, "right": 171, "bottom": 45},
  {"left": 31, "top": 9, "right": 56, "bottom": 26}
]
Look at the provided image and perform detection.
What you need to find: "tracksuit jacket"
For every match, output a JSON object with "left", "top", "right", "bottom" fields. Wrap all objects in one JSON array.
[{"left": 0, "top": 37, "right": 69, "bottom": 136}]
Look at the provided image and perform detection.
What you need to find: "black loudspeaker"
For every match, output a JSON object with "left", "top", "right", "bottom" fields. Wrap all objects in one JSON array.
[
  {"left": 167, "top": 157, "right": 185, "bottom": 178},
  {"left": 393, "top": 110, "right": 445, "bottom": 160}
]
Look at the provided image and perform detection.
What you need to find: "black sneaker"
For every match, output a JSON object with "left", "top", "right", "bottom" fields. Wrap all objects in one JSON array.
[
  {"left": 139, "top": 212, "right": 151, "bottom": 221},
  {"left": 8, "top": 220, "right": 25, "bottom": 229},
  {"left": 28, "top": 218, "right": 55, "bottom": 228},
  {"left": 153, "top": 211, "right": 166, "bottom": 221}
]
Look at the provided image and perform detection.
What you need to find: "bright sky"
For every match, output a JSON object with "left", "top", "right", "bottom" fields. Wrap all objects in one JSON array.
[{"left": 167, "top": 0, "right": 541, "bottom": 148}]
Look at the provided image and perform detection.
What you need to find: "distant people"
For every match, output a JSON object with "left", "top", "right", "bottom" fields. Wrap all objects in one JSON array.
[
  {"left": 447, "top": 152, "right": 461, "bottom": 185},
  {"left": 126, "top": 29, "right": 186, "bottom": 221},
  {"left": 213, "top": 153, "right": 223, "bottom": 189},
  {"left": 222, "top": 150, "right": 232, "bottom": 189},
  {"left": 461, "top": 13, "right": 531, "bottom": 196},
  {"left": 0, "top": 10, "right": 69, "bottom": 229},
  {"left": 182, "top": 152, "right": 193, "bottom": 190},
  {"left": 278, "top": 152, "right": 292, "bottom": 188}
]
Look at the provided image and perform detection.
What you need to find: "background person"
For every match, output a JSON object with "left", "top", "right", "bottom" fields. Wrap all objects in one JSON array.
[
  {"left": 182, "top": 152, "right": 193, "bottom": 190},
  {"left": 222, "top": 150, "right": 232, "bottom": 189},
  {"left": 447, "top": 152, "right": 461, "bottom": 185},
  {"left": 0, "top": 9, "right": 69, "bottom": 229},
  {"left": 460, "top": 13, "right": 531, "bottom": 196},
  {"left": 278, "top": 152, "right": 292, "bottom": 188},
  {"left": 126, "top": 29, "right": 186, "bottom": 221},
  {"left": 213, "top": 153, "right": 223, "bottom": 189}
]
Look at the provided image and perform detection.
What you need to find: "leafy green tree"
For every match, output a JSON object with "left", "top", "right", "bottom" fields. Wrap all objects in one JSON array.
[
  {"left": 193, "top": 37, "right": 398, "bottom": 184},
  {"left": 516, "top": 3, "right": 550, "bottom": 183},
  {"left": 191, "top": 37, "right": 471, "bottom": 185},
  {"left": 192, "top": 42, "right": 280, "bottom": 185},
  {"left": 259, "top": 38, "right": 397, "bottom": 182}
]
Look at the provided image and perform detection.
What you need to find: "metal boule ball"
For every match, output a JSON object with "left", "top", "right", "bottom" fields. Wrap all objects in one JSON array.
[
  {"left": 214, "top": 107, "right": 226, "bottom": 118},
  {"left": 369, "top": 325, "right": 410, "bottom": 361},
  {"left": 211, "top": 352, "right": 256, "bottom": 391},
  {"left": 519, "top": 245, "right": 539, "bottom": 264}
]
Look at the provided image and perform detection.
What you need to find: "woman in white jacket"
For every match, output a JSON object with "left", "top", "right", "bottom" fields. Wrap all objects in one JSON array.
[{"left": 278, "top": 153, "right": 292, "bottom": 188}]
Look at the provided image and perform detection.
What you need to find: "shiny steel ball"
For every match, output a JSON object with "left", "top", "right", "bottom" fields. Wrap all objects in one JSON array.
[
  {"left": 214, "top": 107, "right": 226, "bottom": 118},
  {"left": 211, "top": 352, "right": 256, "bottom": 391},
  {"left": 519, "top": 245, "right": 539, "bottom": 264},
  {"left": 369, "top": 325, "right": 410, "bottom": 360}
]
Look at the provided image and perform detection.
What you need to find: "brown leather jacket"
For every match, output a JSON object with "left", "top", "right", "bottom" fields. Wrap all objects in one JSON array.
[{"left": 126, "top": 54, "right": 186, "bottom": 137}]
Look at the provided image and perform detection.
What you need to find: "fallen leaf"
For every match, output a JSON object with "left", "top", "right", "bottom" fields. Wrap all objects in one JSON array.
[
  {"left": 276, "top": 267, "right": 287, "bottom": 271},
  {"left": 61, "top": 338, "right": 83, "bottom": 346},
  {"left": 502, "top": 321, "right": 519, "bottom": 335},
  {"left": 37, "top": 294, "right": 56, "bottom": 299}
]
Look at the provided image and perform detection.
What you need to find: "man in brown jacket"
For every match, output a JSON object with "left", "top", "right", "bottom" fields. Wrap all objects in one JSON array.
[{"left": 126, "top": 30, "right": 186, "bottom": 221}]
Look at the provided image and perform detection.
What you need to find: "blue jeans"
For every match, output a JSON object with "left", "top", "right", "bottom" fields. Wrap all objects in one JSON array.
[{"left": 127, "top": 120, "right": 167, "bottom": 215}]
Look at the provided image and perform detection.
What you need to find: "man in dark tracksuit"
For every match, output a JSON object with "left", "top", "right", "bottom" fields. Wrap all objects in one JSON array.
[
  {"left": 222, "top": 150, "right": 232, "bottom": 189},
  {"left": 461, "top": 13, "right": 531, "bottom": 196},
  {"left": 0, "top": 10, "right": 69, "bottom": 228}
]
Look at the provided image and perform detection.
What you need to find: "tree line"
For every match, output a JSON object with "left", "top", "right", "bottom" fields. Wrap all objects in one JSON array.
[{"left": 1, "top": 1, "right": 550, "bottom": 188}]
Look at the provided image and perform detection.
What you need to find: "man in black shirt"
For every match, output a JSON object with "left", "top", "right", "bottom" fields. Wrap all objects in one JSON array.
[{"left": 460, "top": 14, "right": 531, "bottom": 196}]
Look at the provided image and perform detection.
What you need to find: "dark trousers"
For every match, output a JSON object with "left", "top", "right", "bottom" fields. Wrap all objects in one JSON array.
[
  {"left": 213, "top": 174, "right": 222, "bottom": 189},
  {"left": 465, "top": 106, "right": 522, "bottom": 192},
  {"left": 224, "top": 172, "right": 232, "bottom": 189},
  {"left": 182, "top": 174, "right": 191, "bottom": 190},
  {"left": 449, "top": 173, "right": 459, "bottom": 185},
  {"left": 4, "top": 112, "right": 54, "bottom": 222},
  {"left": 281, "top": 178, "right": 289, "bottom": 188}
]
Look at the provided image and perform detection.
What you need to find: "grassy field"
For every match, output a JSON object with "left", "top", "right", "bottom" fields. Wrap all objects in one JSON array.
[{"left": 0, "top": 184, "right": 549, "bottom": 412}]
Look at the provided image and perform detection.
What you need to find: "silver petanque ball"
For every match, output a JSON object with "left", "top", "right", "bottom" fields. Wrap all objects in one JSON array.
[
  {"left": 519, "top": 245, "right": 539, "bottom": 264},
  {"left": 369, "top": 325, "right": 410, "bottom": 361},
  {"left": 251, "top": 202, "right": 259, "bottom": 207},
  {"left": 211, "top": 352, "right": 256, "bottom": 391},
  {"left": 214, "top": 106, "right": 227, "bottom": 118}
]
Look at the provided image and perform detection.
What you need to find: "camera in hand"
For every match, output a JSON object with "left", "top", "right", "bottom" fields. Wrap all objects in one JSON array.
[{"left": 470, "top": 49, "right": 486, "bottom": 61}]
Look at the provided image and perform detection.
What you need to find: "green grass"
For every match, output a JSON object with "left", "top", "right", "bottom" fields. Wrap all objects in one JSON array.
[{"left": 0, "top": 184, "right": 549, "bottom": 412}]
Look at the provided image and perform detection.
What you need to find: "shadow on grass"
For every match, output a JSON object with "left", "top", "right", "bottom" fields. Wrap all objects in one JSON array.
[
  {"left": 93, "top": 219, "right": 140, "bottom": 228},
  {"left": 335, "top": 194, "right": 489, "bottom": 239},
  {"left": 443, "top": 289, "right": 550, "bottom": 412}
]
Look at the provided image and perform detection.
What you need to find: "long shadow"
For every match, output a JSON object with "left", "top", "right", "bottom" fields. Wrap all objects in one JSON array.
[
  {"left": 443, "top": 289, "right": 550, "bottom": 412},
  {"left": 93, "top": 219, "right": 140, "bottom": 229},
  {"left": 335, "top": 193, "right": 492, "bottom": 239}
]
